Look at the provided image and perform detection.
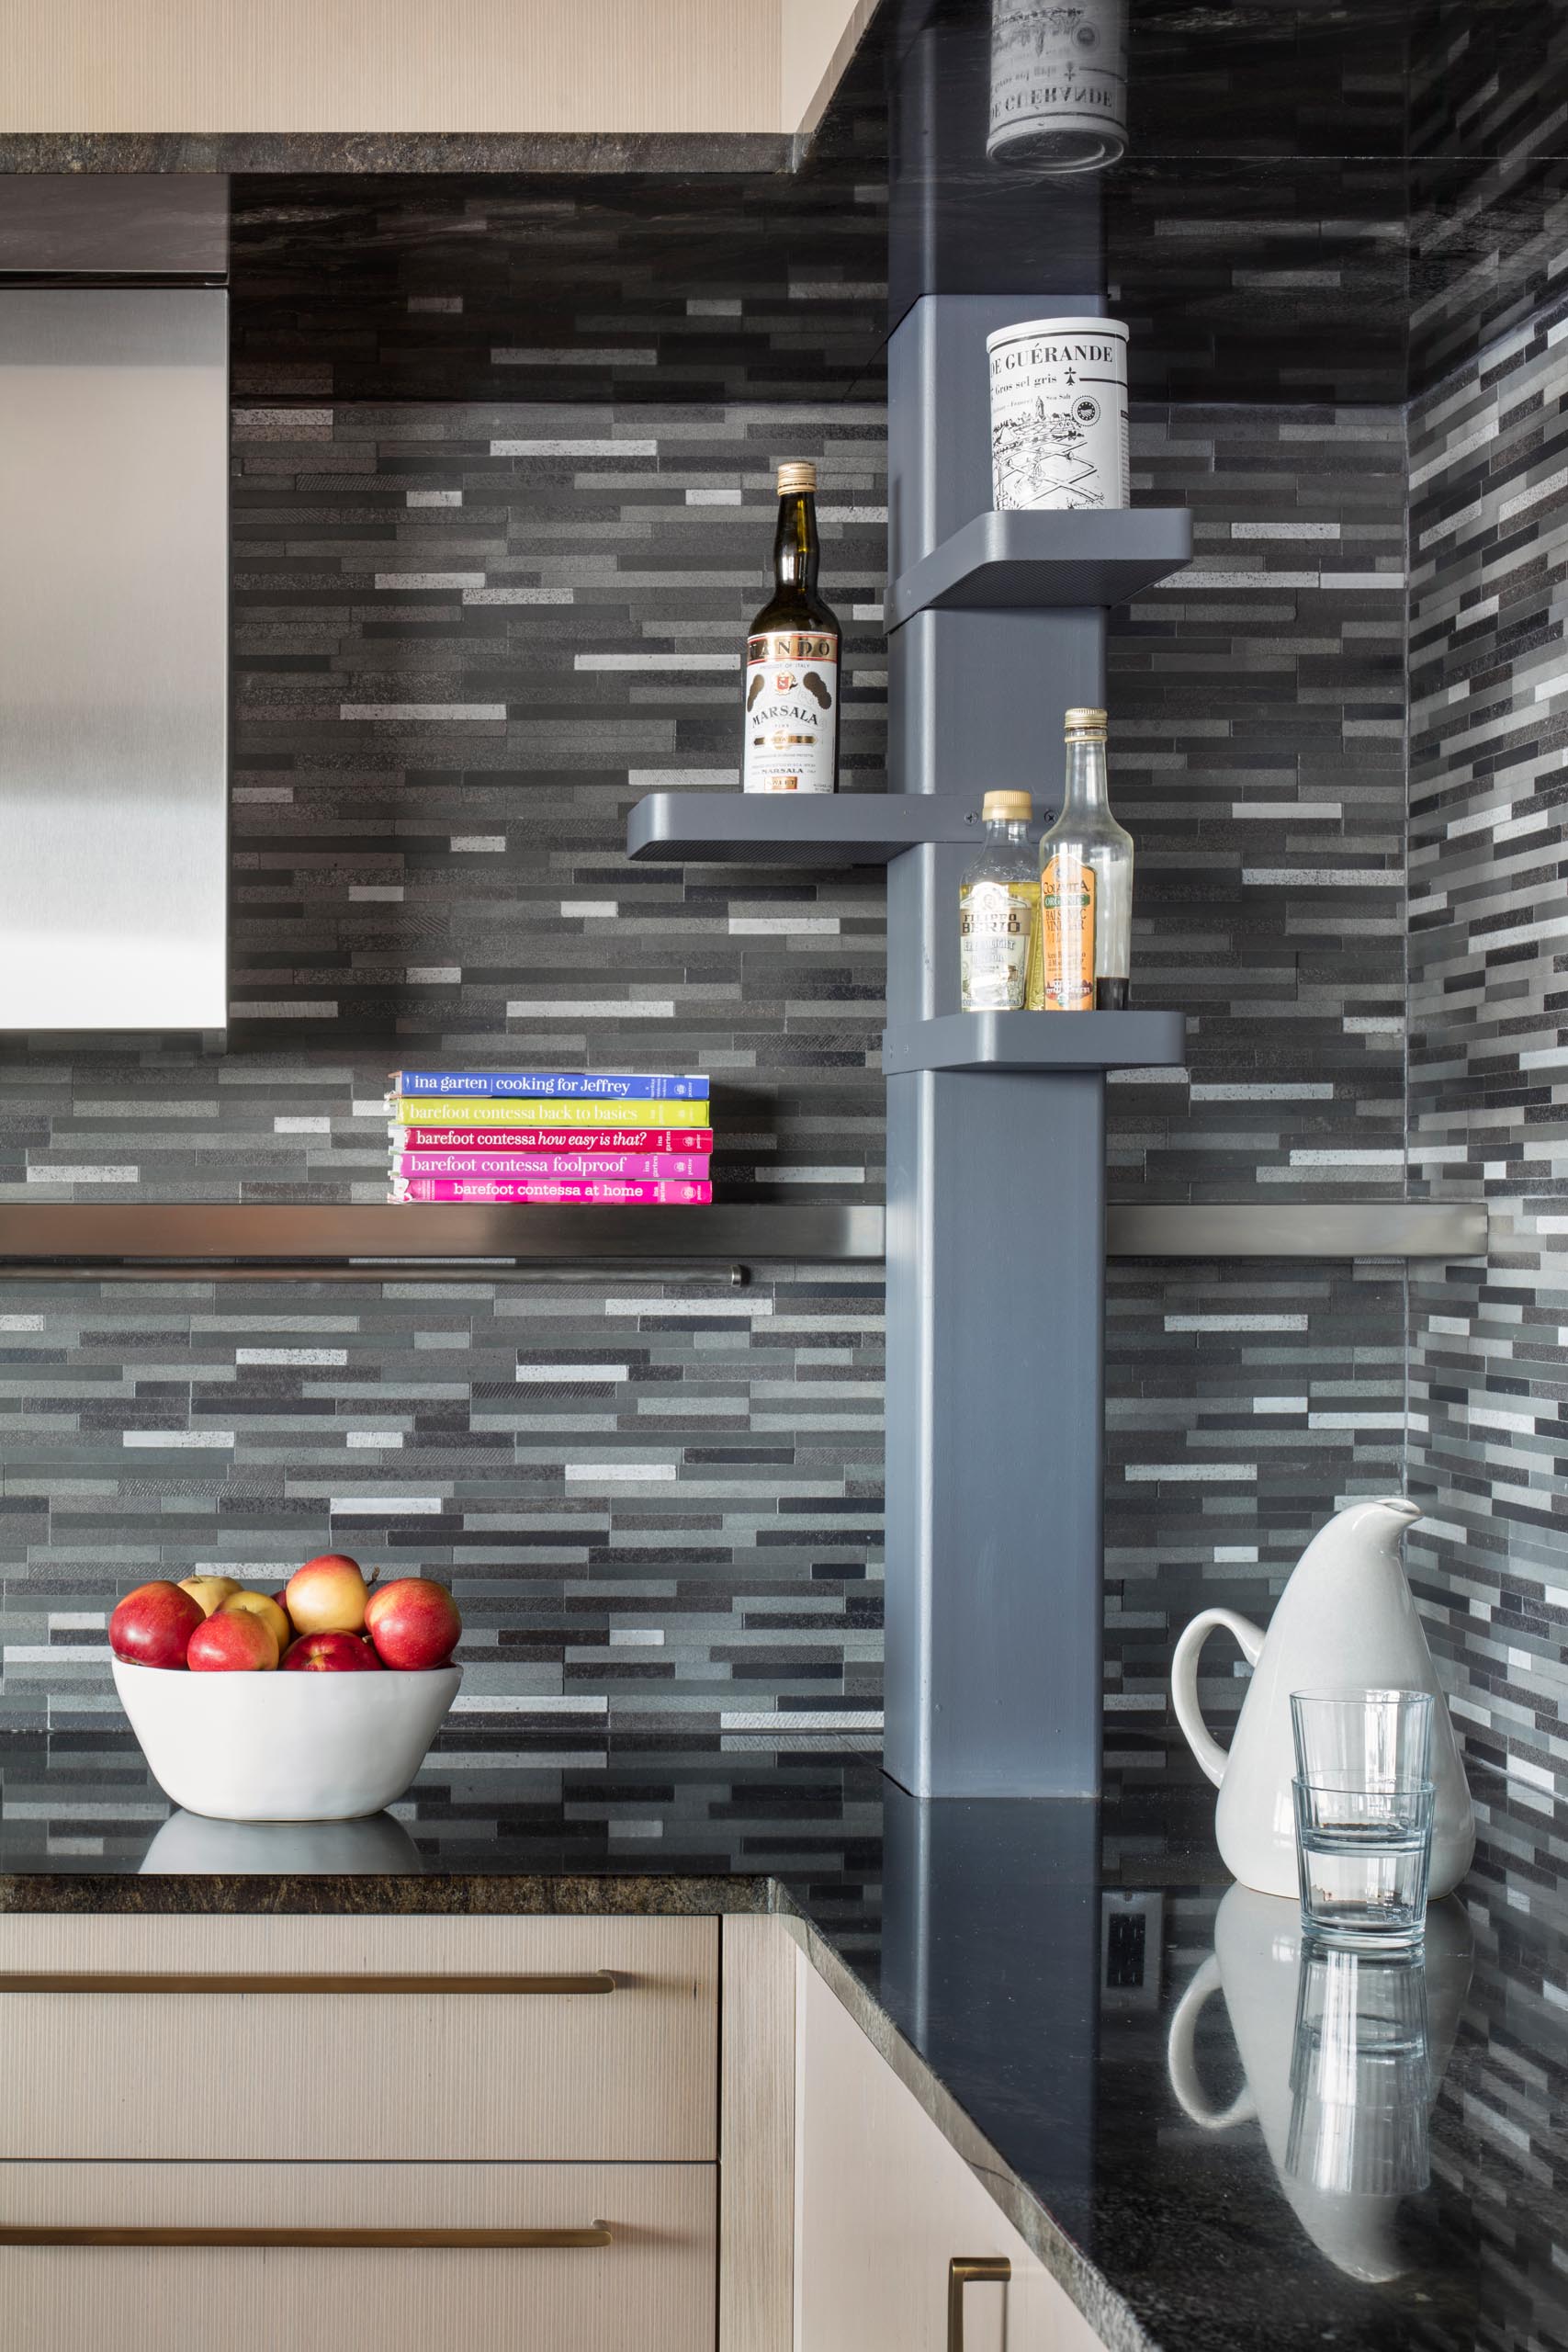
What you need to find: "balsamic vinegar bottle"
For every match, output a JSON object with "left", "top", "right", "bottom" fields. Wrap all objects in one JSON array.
[{"left": 741, "top": 461, "right": 841, "bottom": 793}]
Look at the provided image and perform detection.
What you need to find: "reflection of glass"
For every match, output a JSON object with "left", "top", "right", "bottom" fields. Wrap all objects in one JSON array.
[
  {"left": 1286, "top": 1944, "right": 1430, "bottom": 2200},
  {"left": 987, "top": 0, "right": 1128, "bottom": 171},
  {"left": 1292, "top": 1690, "right": 1436, "bottom": 1950},
  {"left": 1166, "top": 1885, "right": 1472, "bottom": 2283}
]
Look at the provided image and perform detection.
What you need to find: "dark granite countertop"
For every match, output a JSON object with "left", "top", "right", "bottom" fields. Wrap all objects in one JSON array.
[{"left": 1, "top": 1733, "right": 1562, "bottom": 2352}]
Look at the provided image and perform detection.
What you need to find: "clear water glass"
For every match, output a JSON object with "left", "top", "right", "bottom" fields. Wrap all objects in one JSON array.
[
  {"left": 1292, "top": 1774, "right": 1435, "bottom": 1950},
  {"left": 1290, "top": 1688, "right": 1434, "bottom": 1789}
]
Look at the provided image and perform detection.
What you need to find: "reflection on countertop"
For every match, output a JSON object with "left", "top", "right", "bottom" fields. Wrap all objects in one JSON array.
[{"left": 0, "top": 1734, "right": 1563, "bottom": 2352}]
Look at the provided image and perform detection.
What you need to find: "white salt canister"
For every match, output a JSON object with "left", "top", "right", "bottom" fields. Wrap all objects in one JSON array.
[
  {"left": 987, "top": 315, "right": 1130, "bottom": 513},
  {"left": 987, "top": 0, "right": 1128, "bottom": 171}
]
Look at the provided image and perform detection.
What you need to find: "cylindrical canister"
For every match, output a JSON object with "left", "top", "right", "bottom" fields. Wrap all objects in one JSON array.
[
  {"left": 987, "top": 0, "right": 1128, "bottom": 171},
  {"left": 986, "top": 315, "right": 1130, "bottom": 513}
]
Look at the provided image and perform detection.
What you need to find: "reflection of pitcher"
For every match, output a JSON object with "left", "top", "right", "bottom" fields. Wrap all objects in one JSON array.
[{"left": 1167, "top": 1886, "right": 1472, "bottom": 2281}]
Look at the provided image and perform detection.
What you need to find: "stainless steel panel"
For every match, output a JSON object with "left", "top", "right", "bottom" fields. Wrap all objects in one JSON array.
[
  {"left": 0, "top": 288, "right": 228, "bottom": 1030},
  {"left": 0, "top": 1203, "right": 886, "bottom": 1266},
  {"left": 1105, "top": 1202, "right": 1490, "bottom": 1260},
  {"left": 0, "top": 177, "right": 228, "bottom": 277}
]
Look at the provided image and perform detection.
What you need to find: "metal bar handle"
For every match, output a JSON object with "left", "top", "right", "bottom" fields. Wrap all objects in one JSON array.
[
  {"left": 0, "top": 2224, "right": 614, "bottom": 2250},
  {"left": 0, "top": 1972, "right": 617, "bottom": 1996},
  {"left": 947, "top": 2255, "right": 1011, "bottom": 2352}
]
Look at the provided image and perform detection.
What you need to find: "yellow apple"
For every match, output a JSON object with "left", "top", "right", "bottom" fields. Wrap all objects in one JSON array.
[
  {"left": 219, "top": 1589, "right": 292, "bottom": 1659},
  {"left": 286, "top": 1554, "right": 369, "bottom": 1635},
  {"left": 177, "top": 1574, "right": 242, "bottom": 1619}
]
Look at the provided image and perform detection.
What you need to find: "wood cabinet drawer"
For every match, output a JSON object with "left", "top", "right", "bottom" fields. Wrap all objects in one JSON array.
[
  {"left": 0, "top": 1915, "right": 716, "bottom": 2161},
  {"left": 794, "top": 1956, "right": 1102, "bottom": 2352},
  {"left": 0, "top": 2161, "right": 715, "bottom": 2352}
]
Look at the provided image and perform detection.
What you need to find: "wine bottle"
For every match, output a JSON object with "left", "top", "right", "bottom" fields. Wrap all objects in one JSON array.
[{"left": 741, "top": 461, "right": 841, "bottom": 794}]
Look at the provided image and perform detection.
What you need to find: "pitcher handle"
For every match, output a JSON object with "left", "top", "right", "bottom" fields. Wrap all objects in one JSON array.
[
  {"left": 1170, "top": 1609, "right": 1266, "bottom": 1788},
  {"left": 1166, "top": 1957, "right": 1258, "bottom": 2130}
]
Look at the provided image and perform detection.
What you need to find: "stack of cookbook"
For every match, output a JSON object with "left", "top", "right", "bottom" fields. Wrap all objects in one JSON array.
[{"left": 386, "top": 1070, "right": 713, "bottom": 1204}]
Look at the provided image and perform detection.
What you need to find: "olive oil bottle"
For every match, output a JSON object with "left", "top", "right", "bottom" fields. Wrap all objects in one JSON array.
[
  {"left": 741, "top": 461, "right": 841, "bottom": 793},
  {"left": 1036, "top": 707, "right": 1134, "bottom": 1011}
]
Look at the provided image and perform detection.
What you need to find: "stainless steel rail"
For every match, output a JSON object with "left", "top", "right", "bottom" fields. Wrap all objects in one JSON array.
[{"left": 0, "top": 1199, "right": 1486, "bottom": 1272}]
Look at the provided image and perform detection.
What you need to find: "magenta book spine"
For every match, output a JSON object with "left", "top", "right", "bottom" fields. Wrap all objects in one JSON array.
[
  {"left": 389, "top": 1152, "right": 709, "bottom": 1182},
  {"left": 390, "top": 1178, "right": 714, "bottom": 1204},
  {"left": 389, "top": 1125, "right": 714, "bottom": 1154}
]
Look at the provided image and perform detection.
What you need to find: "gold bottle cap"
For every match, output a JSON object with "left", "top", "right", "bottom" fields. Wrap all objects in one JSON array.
[
  {"left": 776, "top": 461, "right": 818, "bottom": 495},
  {"left": 1064, "top": 707, "right": 1108, "bottom": 738},
  {"left": 981, "top": 789, "right": 1032, "bottom": 820}
]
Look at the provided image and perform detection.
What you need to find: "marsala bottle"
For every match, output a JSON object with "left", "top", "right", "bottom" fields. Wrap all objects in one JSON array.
[
  {"left": 741, "top": 461, "right": 841, "bottom": 793},
  {"left": 1036, "top": 707, "right": 1134, "bottom": 1012}
]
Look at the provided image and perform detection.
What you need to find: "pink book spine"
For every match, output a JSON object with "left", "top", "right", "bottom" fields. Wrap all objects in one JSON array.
[
  {"left": 389, "top": 1125, "right": 713, "bottom": 1154},
  {"left": 389, "top": 1153, "right": 709, "bottom": 1182},
  {"left": 390, "top": 1177, "right": 714, "bottom": 1204}
]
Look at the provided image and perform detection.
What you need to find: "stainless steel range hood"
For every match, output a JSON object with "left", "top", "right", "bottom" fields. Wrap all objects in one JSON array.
[{"left": 0, "top": 178, "right": 229, "bottom": 1033}]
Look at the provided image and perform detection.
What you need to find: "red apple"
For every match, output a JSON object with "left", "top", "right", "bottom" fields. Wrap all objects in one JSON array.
[
  {"left": 286, "top": 1552, "right": 369, "bottom": 1634},
  {"left": 109, "top": 1581, "right": 205, "bottom": 1669},
  {"left": 282, "top": 1630, "right": 382, "bottom": 1672},
  {"left": 187, "top": 1610, "right": 278, "bottom": 1672},
  {"left": 364, "top": 1577, "right": 462, "bottom": 1671}
]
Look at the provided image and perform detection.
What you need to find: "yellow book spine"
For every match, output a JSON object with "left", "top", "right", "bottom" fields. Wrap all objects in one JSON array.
[{"left": 389, "top": 1096, "right": 696, "bottom": 1128}]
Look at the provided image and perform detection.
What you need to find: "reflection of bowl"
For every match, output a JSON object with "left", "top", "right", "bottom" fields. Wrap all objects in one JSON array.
[
  {"left": 114, "top": 1660, "right": 460, "bottom": 1822},
  {"left": 141, "top": 1809, "right": 425, "bottom": 1875}
]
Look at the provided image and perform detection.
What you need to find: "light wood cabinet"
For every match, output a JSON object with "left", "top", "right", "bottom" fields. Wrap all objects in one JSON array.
[
  {"left": 791, "top": 1953, "right": 1103, "bottom": 2352},
  {"left": 0, "top": 2161, "right": 715, "bottom": 2352},
  {"left": 0, "top": 1914, "right": 716, "bottom": 2161}
]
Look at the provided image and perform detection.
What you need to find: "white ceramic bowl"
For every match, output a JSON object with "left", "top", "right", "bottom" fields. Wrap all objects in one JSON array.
[{"left": 113, "top": 1658, "right": 461, "bottom": 1822}]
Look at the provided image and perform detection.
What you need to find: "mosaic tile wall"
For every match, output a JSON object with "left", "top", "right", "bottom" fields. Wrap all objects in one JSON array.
[
  {"left": 1102, "top": 399, "right": 1410, "bottom": 1742},
  {"left": 1405, "top": 313, "right": 1568, "bottom": 1806},
  {"left": 0, "top": 380, "right": 1416, "bottom": 1743}
]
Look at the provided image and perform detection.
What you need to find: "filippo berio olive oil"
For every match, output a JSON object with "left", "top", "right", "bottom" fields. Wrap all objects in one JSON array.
[{"left": 741, "top": 461, "right": 841, "bottom": 792}]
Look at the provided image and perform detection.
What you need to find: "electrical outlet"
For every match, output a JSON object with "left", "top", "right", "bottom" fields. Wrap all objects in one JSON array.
[{"left": 1100, "top": 1891, "right": 1164, "bottom": 2009}]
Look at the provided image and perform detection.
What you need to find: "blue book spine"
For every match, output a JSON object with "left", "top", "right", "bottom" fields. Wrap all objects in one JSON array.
[{"left": 389, "top": 1069, "right": 710, "bottom": 1102}]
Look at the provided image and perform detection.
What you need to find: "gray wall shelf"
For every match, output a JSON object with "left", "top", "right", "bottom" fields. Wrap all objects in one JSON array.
[
  {"left": 885, "top": 508, "right": 1193, "bottom": 632},
  {"left": 626, "top": 790, "right": 986, "bottom": 864},
  {"left": 882, "top": 1009, "right": 1186, "bottom": 1076}
]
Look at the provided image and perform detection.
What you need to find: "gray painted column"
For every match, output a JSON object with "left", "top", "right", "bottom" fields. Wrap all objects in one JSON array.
[{"left": 883, "top": 290, "right": 1112, "bottom": 1799}]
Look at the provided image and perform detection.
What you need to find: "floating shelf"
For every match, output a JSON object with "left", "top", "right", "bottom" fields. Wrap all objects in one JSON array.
[
  {"left": 886, "top": 508, "right": 1193, "bottom": 633},
  {"left": 0, "top": 1203, "right": 884, "bottom": 1271},
  {"left": 626, "top": 791, "right": 985, "bottom": 865},
  {"left": 0, "top": 1199, "right": 1486, "bottom": 1272},
  {"left": 882, "top": 1009, "right": 1187, "bottom": 1077}
]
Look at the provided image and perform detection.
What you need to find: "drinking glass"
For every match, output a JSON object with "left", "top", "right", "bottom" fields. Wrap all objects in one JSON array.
[
  {"left": 1291, "top": 1690, "right": 1436, "bottom": 1951},
  {"left": 1291, "top": 1689, "right": 1434, "bottom": 1788}
]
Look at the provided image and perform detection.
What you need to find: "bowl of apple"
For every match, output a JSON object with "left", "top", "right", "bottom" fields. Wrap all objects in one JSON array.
[{"left": 108, "top": 1555, "right": 463, "bottom": 1823}]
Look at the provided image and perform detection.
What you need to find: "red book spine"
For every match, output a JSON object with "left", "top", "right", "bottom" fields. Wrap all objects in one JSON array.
[{"left": 389, "top": 1125, "right": 713, "bottom": 1154}]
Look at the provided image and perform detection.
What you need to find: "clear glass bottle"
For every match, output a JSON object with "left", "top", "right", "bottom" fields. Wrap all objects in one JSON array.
[
  {"left": 741, "top": 460, "right": 841, "bottom": 794},
  {"left": 960, "top": 790, "right": 1039, "bottom": 1012},
  {"left": 1037, "top": 707, "right": 1134, "bottom": 1012}
]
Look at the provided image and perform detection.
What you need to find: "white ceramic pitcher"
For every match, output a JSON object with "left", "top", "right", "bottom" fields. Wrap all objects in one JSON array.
[{"left": 1170, "top": 1496, "right": 1476, "bottom": 1900}]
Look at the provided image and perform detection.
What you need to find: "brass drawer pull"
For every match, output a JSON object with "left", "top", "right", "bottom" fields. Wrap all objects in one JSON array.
[
  {"left": 0, "top": 1972, "right": 617, "bottom": 1996},
  {"left": 0, "top": 2224, "right": 615, "bottom": 2250},
  {"left": 947, "top": 2255, "right": 1010, "bottom": 2351}
]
